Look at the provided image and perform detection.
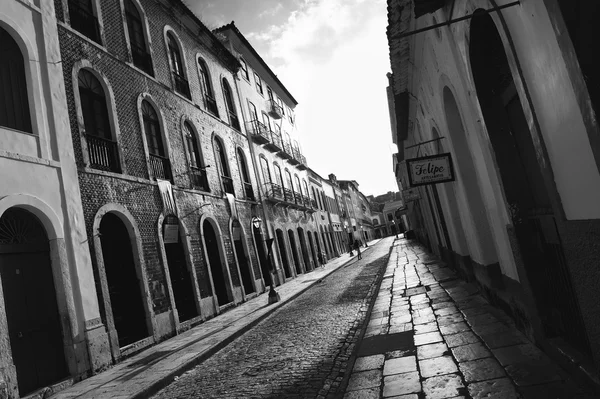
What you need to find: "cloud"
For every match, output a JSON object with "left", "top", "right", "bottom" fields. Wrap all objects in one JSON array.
[{"left": 258, "top": 3, "right": 284, "bottom": 19}]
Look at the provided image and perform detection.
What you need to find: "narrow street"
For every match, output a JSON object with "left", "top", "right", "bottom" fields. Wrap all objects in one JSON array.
[{"left": 151, "top": 238, "right": 394, "bottom": 399}]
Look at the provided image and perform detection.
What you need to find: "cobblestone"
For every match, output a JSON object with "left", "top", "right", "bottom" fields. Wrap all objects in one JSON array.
[{"left": 151, "top": 240, "right": 391, "bottom": 398}]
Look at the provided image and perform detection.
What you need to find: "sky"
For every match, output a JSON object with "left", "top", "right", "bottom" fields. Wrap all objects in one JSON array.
[{"left": 186, "top": 0, "right": 398, "bottom": 197}]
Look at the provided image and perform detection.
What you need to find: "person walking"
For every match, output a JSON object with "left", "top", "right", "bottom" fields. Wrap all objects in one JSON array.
[{"left": 354, "top": 239, "right": 362, "bottom": 260}]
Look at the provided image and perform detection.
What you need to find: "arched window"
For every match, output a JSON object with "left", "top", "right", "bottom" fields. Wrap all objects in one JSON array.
[
  {"left": 142, "top": 100, "right": 171, "bottom": 180},
  {"left": 303, "top": 180, "right": 310, "bottom": 202},
  {"left": 273, "top": 163, "right": 284, "bottom": 188},
  {"left": 68, "top": 0, "right": 101, "bottom": 43},
  {"left": 222, "top": 79, "right": 240, "bottom": 131},
  {"left": 167, "top": 32, "right": 190, "bottom": 99},
  {"left": 238, "top": 149, "right": 254, "bottom": 201},
  {"left": 184, "top": 122, "right": 208, "bottom": 191},
  {"left": 261, "top": 111, "right": 271, "bottom": 132},
  {"left": 215, "top": 137, "right": 234, "bottom": 194},
  {"left": 284, "top": 169, "right": 294, "bottom": 202},
  {"left": 125, "top": 0, "right": 152, "bottom": 75},
  {"left": 197, "top": 58, "right": 218, "bottom": 116},
  {"left": 0, "top": 28, "right": 32, "bottom": 133},
  {"left": 78, "top": 69, "right": 120, "bottom": 172}
]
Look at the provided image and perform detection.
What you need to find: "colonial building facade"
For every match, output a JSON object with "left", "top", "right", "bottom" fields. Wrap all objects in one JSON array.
[{"left": 388, "top": 0, "right": 600, "bottom": 378}]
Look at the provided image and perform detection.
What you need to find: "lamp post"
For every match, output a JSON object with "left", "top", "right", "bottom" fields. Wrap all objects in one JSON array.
[{"left": 253, "top": 217, "right": 280, "bottom": 304}]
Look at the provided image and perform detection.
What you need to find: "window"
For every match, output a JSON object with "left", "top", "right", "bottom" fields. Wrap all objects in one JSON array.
[
  {"left": 277, "top": 97, "right": 285, "bottom": 115},
  {"left": 239, "top": 58, "right": 249, "bottom": 80},
  {"left": 260, "top": 156, "right": 272, "bottom": 185},
  {"left": 262, "top": 112, "right": 271, "bottom": 131},
  {"left": 287, "top": 107, "right": 294, "bottom": 125},
  {"left": 387, "top": 213, "right": 393, "bottom": 221},
  {"left": 294, "top": 175, "right": 302, "bottom": 196},
  {"left": 184, "top": 122, "right": 208, "bottom": 191},
  {"left": 274, "top": 163, "right": 284, "bottom": 187},
  {"left": 267, "top": 86, "right": 274, "bottom": 101},
  {"left": 253, "top": 72, "right": 263, "bottom": 95},
  {"left": 167, "top": 32, "right": 190, "bottom": 99},
  {"left": 68, "top": 0, "right": 102, "bottom": 43},
  {"left": 237, "top": 149, "right": 254, "bottom": 201},
  {"left": 78, "top": 69, "right": 119, "bottom": 172},
  {"left": 0, "top": 27, "right": 32, "bottom": 133},
  {"left": 125, "top": 0, "right": 152, "bottom": 75},
  {"left": 215, "top": 137, "right": 234, "bottom": 195},
  {"left": 222, "top": 79, "right": 240, "bottom": 131},
  {"left": 248, "top": 101, "right": 258, "bottom": 122},
  {"left": 303, "top": 180, "right": 310, "bottom": 201},
  {"left": 142, "top": 100, "right": 171, "bottom": 180},
  {"left": 198, "top": 58, "right": 218, "bottom": 116}
]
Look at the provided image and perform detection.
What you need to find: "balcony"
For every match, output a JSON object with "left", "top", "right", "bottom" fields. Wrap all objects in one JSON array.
[
  {"left": 303, "top": 195, "right": 312, "bottom": 208},
  {"left": 247, "top": 120, "right": 271, "bottom": 144},
  {"left": 288, "top": 147, "right": 300, "bottom": 165},
  {"left": 131, "top": 43, "right": 153, "bottom": 76},
  {"left": 311, "top": 198, "right": 318, "bottom": 209},
  {"left": 221, "top": 175, "right": 234, "bottom": 195},
  {"left": 267, "top": 100, "right": 283, "bottom": 119},
  {"left": 86, "top": 134, "right": 120, "bottom": 173},
  {"left": 265, "top": 129, "right": 283, "bottom": 152},
  {"left": 149, "top": 153, "right": 172, "bottom": 181},
  {"left": 200, "top": 95, "right": 217, "bottom": 117},
  {"left": 283, "top": 187, "right": 295, "bottom": 203},
  {"left": 69, "top": 0, "right": 101, "bottom": 44},
  {"left": 264, "top": 183, "right": 284, "bottom": 203},
  {"left": 297, "top": 153, "right": 307, "bottom": 170},
  {"left": 190, "top": 167, "right": 209, "bottom": 191},
  {"left": 243, "top": 182, "right": 255, "bottom": 201},
  {"left": 172, "top": 72, "right": 191, "bottom": 99},
  {"left": 278, "top": 140, "right": 294, "bottom": 160}
]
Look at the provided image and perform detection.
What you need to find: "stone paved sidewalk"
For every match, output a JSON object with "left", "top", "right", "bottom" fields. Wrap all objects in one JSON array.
[{"left": 344, "top": 239, "right": 597, "bottom": 399}]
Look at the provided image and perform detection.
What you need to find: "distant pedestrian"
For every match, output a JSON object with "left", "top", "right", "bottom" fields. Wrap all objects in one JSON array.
[{"left": 354, "top": 239, "right": 362, "bottom": 260}]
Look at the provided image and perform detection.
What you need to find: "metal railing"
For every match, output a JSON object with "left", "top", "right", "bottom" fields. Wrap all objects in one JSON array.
[
  {"left": 221, "top": 175, "right": 234, "bottom": 195},
  {"left": 131, "top": 43, "right": 153, "bottom": 75},
  {"left": 205, "top": 94, "right": 219, "bottom": 116},
  {"left": 172, "top": 72, "right": 191, "bottom": 99},
  {"left": 149, "top": 153, "right": 172, "bottom": 181},
  {"left": 86, "top": 134, "right": 120, "bottom": 172},
  {"left": 69, "top": 0, "right": 101, "bottom": 43},
  {"left": 270, "top": 130, "right": 283, "bottom": 149},
  {"left": 247, "top": 120, "right": 271, "bottom": 142},
  {"left": 283, "top": 187, "right": 295, "bottom": 203},
  {"left": 243, "top": 182, "right": 255, "bottom": 201},
  {"left": 267, "top": 100, "right": 283, "bottom": 119},
  {"left": 265, "top": 182, "right": 283, "bottom": 199},
  {"left": 190, "top": 167, "right": 209, "bottom": 191}
]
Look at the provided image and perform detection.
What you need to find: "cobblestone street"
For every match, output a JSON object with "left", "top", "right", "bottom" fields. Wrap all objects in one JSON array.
[
  {"left": 345, "top": 240, "right": 597, "bottom": 399},
  {"left": 151, "top": 239, "right": 394, "bottom": 399}
]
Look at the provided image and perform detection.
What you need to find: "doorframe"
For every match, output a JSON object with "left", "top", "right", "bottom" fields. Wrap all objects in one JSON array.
[
  {"left": 92, "top": 204, "right": 157, "bottom": 361},
  {"left": 229, "top": 217, "right": 257, "bottom": 299}
]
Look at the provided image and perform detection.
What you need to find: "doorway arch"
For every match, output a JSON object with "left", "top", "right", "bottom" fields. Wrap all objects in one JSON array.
[
  {"left": 0, "top": 208, "right": 68, "bottom": 396},
  {"left": 276, "top": 228, "right": 292, "bottom": 278},
  {"left": 287, "top": 229, "right": 302, "bottom": 274},
  {"left": 231, "top": 219, "right": 255, "bottom": 296},
  {"left": 469, "top": 11, "right": 589, "bottom": 353},
  {"left": 306, "top": 231, "right": 318, "bottom": 268},
  {"left": 297, "top": 227, "right": 311, "bottom": 272},
  {"left": 162, "top": 215, "right": 198, "bottom": 322},
  {"left": 203, "top": 219, "right": 232, "bottom": 306}
]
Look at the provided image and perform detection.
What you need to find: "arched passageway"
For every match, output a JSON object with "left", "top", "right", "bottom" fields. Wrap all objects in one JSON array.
[
  {"left": 470, "top": 12, "right": 588, "bottom": 353},
  {"left": 164, "top": 215, "right": 198, "bottom": 322},
  {"left": 307, "top": 231, "right": 318, "bottom": 267},
  {"left": 203, "top": 220, "right": 231, "bottom": 306},
  {"left": 232, "top": 221, "right": 254, "bottom": 295},
  {"left": 253, "top": 224, "right": 272, "bottom": 287},
  {"left": 287, "top": 230, "right": 302, "bottom": 274},
  {"left": 297, "top": 227, "right": 311, "bottom": 272},
  {"left": 0, "top": 208, "right": 67, "bottom": 396},
  {"left": 99, "top": 213, "right": 148, "bottom": 347},
  {"left": 276, "top": 229, "right": 292, "bottom": 278}
]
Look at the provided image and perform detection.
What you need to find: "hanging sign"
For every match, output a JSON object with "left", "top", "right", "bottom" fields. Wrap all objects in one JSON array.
[
  {"left": 406, "top": 153, "right": 455, "bottom": 186},
  {"left": 402, "top": 187, "right": 421, "bottom": 202}
]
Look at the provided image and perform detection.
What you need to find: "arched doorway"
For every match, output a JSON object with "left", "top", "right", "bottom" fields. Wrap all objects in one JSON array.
[
  {"left": 287, "top": 230, "right": 302, "bottom": 274},
  {"left": 297, "top": 227, "right": 311, "bottom": 272},
  {"left": 307, "top": 231, "right": 318, "bottom": 268},
  {"left": 163, "top": 215, "right": 198, "bottom": 322},
  {"left": 276, "top": 229, "right": 292, "bottom": 278},
  {"left": 232, "top": 220, "right": 255, "bottom": 295},
  {"left": 0, "top": 208, "right": 67, "bottom": 396},
  {"left": 99, "top": 213, "right": 148, "bottom": 348},
  {"left": 314, "top": 230, "right": 323, "bottom": 259},
  {"left": 203, "top": 220, "right": 231, "bottom": 305},
  {"left": 252, "top": 224, "right": 272, "bottom": 287},
  {"left": 470, "top": 12, "right": 589, "bottom": 352}
]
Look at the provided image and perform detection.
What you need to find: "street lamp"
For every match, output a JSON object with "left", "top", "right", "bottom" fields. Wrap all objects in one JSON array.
[{"left": 252, "top": 217, "right": 280, "bottom": 304}]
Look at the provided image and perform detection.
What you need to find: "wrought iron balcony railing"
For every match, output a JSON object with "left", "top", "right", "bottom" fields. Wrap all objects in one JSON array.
[
  {"left": 283, "top": 187, "right": 295, "bottom": 203},
  {"left": 190, "top": 167, "right": 209, "bottom": 191},
  {"left": 247, "top": 120, "right": 271, "bottom": 144},
  {"left": 131, "top": 43, "right": 153, "bottom": 76},
  {"left": 267, "top": 130, "right": 283, "bottom": 152},
  {"left": 221, "top": 175, "right": 234, "bottom": 195},
  {"left": 205, "top": 94, "right": 219, "bottom": 117},
  {"left": 265, "top": 182, "right": 283, "bottom": 200},
  {"left": 172, "top": 72, "right": 191, "bottom": 99},
  {"left": 69, "top": 0, "right": 101, "bottom": 43},
  {"left": 149, "top": 153, "right": 172, "bottom": 181},
  {"left": 267, "top": 100, "right": 283, "bottom": 119},
  {"left": 86, "top": 134, "right": 120, "bottom": 173},
  {"left": 243, "top": 182, "right": 255, "bottom": 201}
]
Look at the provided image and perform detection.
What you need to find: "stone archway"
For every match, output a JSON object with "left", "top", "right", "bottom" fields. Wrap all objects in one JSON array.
[
  {"left": 287, "top": 230, "right": 302, "bottom": 274},
  {"left": 203, "top": 219, "right": 232, "bottom": 306},
  {"left": 276, "top": 229, "right": 292, "bottom": 278},
  {"left": 232, "top": 219, "right": 255, "bottom": 296}
]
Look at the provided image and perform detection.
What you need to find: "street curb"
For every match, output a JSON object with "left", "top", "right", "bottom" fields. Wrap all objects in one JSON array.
[{"left": 132, "top": 241, "right": 382, "bottom": 399}]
